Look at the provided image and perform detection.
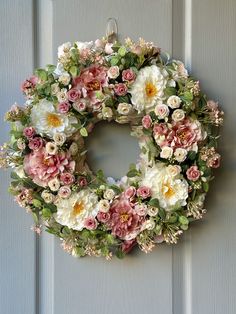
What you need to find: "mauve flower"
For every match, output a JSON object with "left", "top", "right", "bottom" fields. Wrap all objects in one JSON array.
[
  {"left": 207, "top": 153, "right": 221, "bottom": 168},
  {"left": 78, "top": 177, "right": 87, "bottom": 187},
  {"left": 154, "top": 104, "right": 169, "bottom": 119},
  {"left": 58, "top": 102, "right": 71, "bottom": 113},
  {"left": 58, "top": 186, "right": 72, "bottom": 199},
  {"left": 186, "top": 165, "right": 200, "bottom": 181},
  {"left": 21, "top": 76, "right": 38, "bottom": 96},
  {"left": 97, "top": 211, "right": 110, "bottom": 223},
  {"left": 122, "top": 69, "right": 136, "bottom": 82},
  {"left": 60, "top": 172, "right": 75, "bottom": 185},
  {"left": 107, "top": 66, "right": 120, "bottom": 79},
  {"left": 114, "top": 83, "right": 128, "bottom": 96},
  {"left": 23, "top": 127, "right": 35, "bottom": 138},
  {"left": 24, "top": 148, "right": 75, "bottom": 187},
  {"left": 108, "top": 194, "right": 143, "bottom": 239},
  {"left": 67, "top": 88, "right": 81, "bottom": 102},
  {"left": 124, "top": 186, "right": 136, "bottom": 199},
  {"left": 84, "top": 217, "right": 98, "bottom": 230},
  {"left": 142, "top": 115, "right": 152, "bottom": 129},
  {"left": 28, "top": 137, "right": 44, "bottom": 151},
  {"left": 137, "top": 186, "right": 151, "bottom": 199},
  {"left": 121, "top": 239, "right": 136, "bottom": 253}
]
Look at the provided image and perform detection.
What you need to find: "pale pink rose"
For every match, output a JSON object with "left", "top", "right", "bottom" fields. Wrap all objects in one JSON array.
[
  {"left": 60, "top": 172, "right": 75, "bottom": 185},
  {"left": 73, "top": 100, "right": 87, "bottom": 112},
  {"left": 78, "top": 177, "right": 87, "bottom": 187},
  {"left": 121, "top": 239, "right": 136, "bottom": 253},
  {"left": 132, "top": 45, "right": 142, "bottom": 55},
  {"left": 137, "top": 186, "right": 151, "bottom": 199},
  {"left": 134, "top": 204, "right": 148, "bottom": 216},
  {"left": 23, "top": 127, "right": 35, "bottom": 138},
  {"left": 97, "top": 211, "right": 110, "bottom": 223},
  {"left": 122, "top": 69, "right": 136, "bottom": 82},
  {"left": 24, "top": 148, "right": 74, "bottom": 187},
  {"left": 107, "top": 66, "right": 120, "bottom": 79},
  {"left": 142, "top": 115, "right": 152, "bottom": 129},
  {"left": 108, "top": 194, "right": 144, "bottom": 239},
  {"left": 58, "top": 186, "right": 72, "bottom": 198},
  {"left": 207, "top": 153, "right": 221, "bottom": 168},
  {"left": 124, "top": 186, "right": 136, "bottom": 199},
  {"left": 114, "top": 83, "right": 128, "bottom": 96},
  {"left": 84, "top": 217, "right": 98, "bottom": 230},
  {"left": 95, "top": 39, "right": 105, "bottom": 48},
  {"left": 28, "top": 137, "right": 44, "bottom": 151},
  {"left": 67, "top": 88, "right": 81, "bottom": 102},
  {"left": 155, "top": 104, "right": 169, "bottom": 119},
  {"left": 105, "top": 43, "right": 113, "bottom": 54},
  {"left": 58, "top": 102, "right": 70, "bottom": 113},
  {"left": 186, "top": 165, "right": 200, "bottom": 181}
]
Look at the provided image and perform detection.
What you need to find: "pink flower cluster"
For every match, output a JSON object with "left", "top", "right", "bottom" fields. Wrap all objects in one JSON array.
[
  {"left": 24, "top": 147, "right": 75, "bottom": 187},
  {"left": 154, "top": 118, "right": 204, "bottom": 151},
  {"left": 21, "top": 76, "right": 38, "bottom": 97}
]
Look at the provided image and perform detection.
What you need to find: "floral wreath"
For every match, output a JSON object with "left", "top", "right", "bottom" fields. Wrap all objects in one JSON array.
[{"left": 0, "top": 37, "right": 223, "bottom": 259}]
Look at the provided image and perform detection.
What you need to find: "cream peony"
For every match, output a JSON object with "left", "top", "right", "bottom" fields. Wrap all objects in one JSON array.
[
  {"left": 30, "top": 99, "right": 77, "bottom": 138},
  {"left": 54, "top": 189, "right": 98, "bottom": 230},
  {"left": 141, "top": 162, "right": 188, "bottom": 210},
  {"left": 130, "top": 65, "right": 167, "bottom": 113}
]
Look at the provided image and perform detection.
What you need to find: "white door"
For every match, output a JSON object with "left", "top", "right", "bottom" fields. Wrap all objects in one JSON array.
[{"left": 0, "top": 1, "right": 235, "bottom": 313}]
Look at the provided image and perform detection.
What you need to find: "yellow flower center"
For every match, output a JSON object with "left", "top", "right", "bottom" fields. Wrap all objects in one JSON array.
[
  {"left": 72, "top": 201, "right": 84, "bottom": 216},
  {"left": 162, "top": 181, "right": 175, "bottom": 199},
  {"left": 46, "top": 113, "right": 62, "bottom": 128},
  {"left": 145, "top": 81, "right": 157, "bottom": 98},
  {"left": 120, "top": 213, "right": 129, "bottom": 223}
]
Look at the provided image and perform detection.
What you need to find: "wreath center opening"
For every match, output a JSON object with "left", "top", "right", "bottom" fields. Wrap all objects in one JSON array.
[{"left": 85, "top": 121, "right": 140, "bottom": 180}]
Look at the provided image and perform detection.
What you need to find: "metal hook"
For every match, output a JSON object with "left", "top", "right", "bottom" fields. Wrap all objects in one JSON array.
[{"left": 106, "top": 18, "right": 118, "bottom": 43}]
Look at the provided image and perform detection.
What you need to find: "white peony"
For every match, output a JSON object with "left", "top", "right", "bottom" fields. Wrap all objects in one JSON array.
[
  {"left": 75, "top": 41, "right": 93, "bottom": 51},
  {"left": 54, "top": 189, "right": 98, "bottom": 231},
  {"left": 30, "top": 99, "right": 77, "bottom": 138},
  {"left": 141, "top": 162, "right": 188, "bottom": 210},
  {"left": 130, "top": 65, "right": 167, "bottom": 113},
  {"left": 58, "top": 42, "right": 72, "bottom": 58}
]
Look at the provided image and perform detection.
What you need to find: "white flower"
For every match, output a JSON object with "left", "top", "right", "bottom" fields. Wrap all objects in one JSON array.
[
  {"left": 167, "top": 79, "right": 176, "bottom": 87},
  {"left": 172, "top": 109, "right": 185, "bottom": 121},
  {"left": 102, "top": 107, "right": 113, "bottom": 119},
  {"left": 174, "top": 148, "right": 187, "bottom": 162},
  {"left": 30, "top": 99, "right": 77, "bottom": 138},
  {"left": 17, "top": 138, "right": 26, "bottom": 150},
  {"left": 45, "top": 142, "right": 58, "bottom": 155},
  {"left": 107, "top": 66, "right": 120, "bottom": 79},
  {"left": 141, "top": 162, "right": 188, "bottom": 210},
  {"left": 15, "top": 166, "right": 26, "bottom": 178},
  {"left": 58, "top": 73, "right": 71, "bottom": 86},
  {"left": 167, "top": 95, "right": 181, "bottom": 109},
  {"left": 142, "top": 219, "right": 155, "bottom": 231},
  {"left": 160, "top": 146, "right": 173, "bottom": 159},
  {"left": 154, "top": 103, "right": 169, "bottom": 119},
  {"left": 98, "top": 199, "right": 110, "bottom": 213},
  {"left": 130, "top": 65, "right": 167, "bottom": 113},
  {"left": 53, "top": 133, "right": 66, "bottom": 146},
  {"left": 69, "top": 142, "right": 79, "bottom": 156},
  {"left": 147, "top": 206, "right": 159, "bottom": 217},
  {"left": 48, "top": 177, "right": 60, "bottom": 191},
  {"left": 172, "top": 60, "right": 188, "bottom": 79},
  {"left": 57, "top": 88, "right": 68, "bottom": 103},
  {"left": 51, "top": 83, "right": 60, "bottom": 95},
  {"left": 41, "top": 190, "right": 55, "bottom": 203},
  {"left": 117, "top": 103, "right": 132, "bottom": 115},
  {"left": 58, "top": 186, "right": 72, "bottom": 199},
  {"left": 54, "top": 189, "right": 98, "bottom": 230},
  {"left": 103, "top": 189, "right": 115, "bottom": 200},
  {"left": 166, "top": 165, "right": 181, "bottom": 177},
  {"left": 75, "top": 41, "right": 93, "bottom": 51},
  {"left": 58, "top": 42, "right": 72, "bottom": 58}
]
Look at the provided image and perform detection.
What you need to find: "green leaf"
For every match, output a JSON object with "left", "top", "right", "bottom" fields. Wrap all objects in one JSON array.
[
  {"left": 10, "top": 172, "right": 20, "bottom": 180},
  {"left": 35, "top": 68, "right": 47, "bottom": 81},
  {"left": 164, "top": 87, "right": 176, "bottom": 97},
  {"left": 188, "top": 151, "right": 197, "bottom": 160},
  {"left": 46, "top": 64, "right": 56, "bottom": 74},
  {"left": 148, "top": 198, "right": 160, "bottom": 208},
  {"left": 110, "top": 57, "right": 119, "bottom": 66},
  {"left": 80, "top": 127, "right": 88, "bottom": 137},
  {"left": 182, "top": 91, "right": 193, "bottom": 101},
  {"left": 118, "top": 46, "right": 127, "bottom": 56},
  {"left": 32, "top": 199, "right": 42, "bottom": 208},
  {"left": 158, "top": 208, "right": 166, "bottom": 220},
  {"left": 126, "top": 169, "right": 139, "bottom": 177},
  {"left": 180, "top": 224, "right": 189, "bottom": 230},
  {"left": 202, "top": 182, "right": 209, "bottom": 192},
  {"left": 116, "top": 248, "right": 125, "bottom": 259},
  {"left": 69, "top": 66, "right": 77, "bottom": 77},
  {"left": 179, "top": 215, "right": 189, "bottom": 225},
  {"left": 42, "top": 207, "right": 52, "bottom": 219}
]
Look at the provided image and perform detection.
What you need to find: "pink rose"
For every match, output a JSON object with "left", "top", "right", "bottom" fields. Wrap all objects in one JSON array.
[
  {"left": 142, "top": 115, "right": 152, "bottom": 129},
  {"left": 114, "top": 83, "right": 128, "bottom": 96},
  {"left": 105, "top": 43, "right": 113, "bottom": 54},
  {"left": 28, "top": 137, "right": 44, "bottom": 151},
  {"left": 122, "top": 69, "right": 136, "bottom": 82},
  {"left": 58, "top": 102, "right": 70, "bottom": 113},
  {"left": 107, "top": 66, "right": 120, "bottom": 79},
  {"left": 121, "top": 239, "right": 136, "bottom": 253},
  {"left": 134, "top": 204, "right": 148, "bottom": 216},
  {"left": 58, "top": 186, "right": 72, "bottom": 198},
  {"left": 23, "top": 127, "right": 35, "bottom": 138},
  {"left": 60, "top": 172, "right": 75, "bottom": 185},
  {"left": 125, "top": 186, "right": 136, "bottom": 199},
  {"left": 97, "top": 211, "right": 110, "bottom": 223},
  {"left": 73, "top": 100, "right": 87, "bottom": 112},
  {"left": 78, "top": 177, "right": 87, "bottom": 187},
  {"left": 84, "top": 217, "right": 98, "bottom": 230},
  {"left": 154, "top": 104, "right": 169, "bottom": 119},
  {"left": 186, "top": 165, "right": 200, "bottom": 181},
  {"left": 21, "top": 76, "right": 38, "bottom": 96},
  {"left": 137, "top": 186, "right": 151, "bottom": 199},
  {"left": 67, "top": 88, "right": 81, "bottom": 102}
]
